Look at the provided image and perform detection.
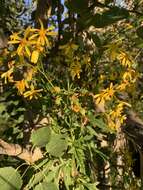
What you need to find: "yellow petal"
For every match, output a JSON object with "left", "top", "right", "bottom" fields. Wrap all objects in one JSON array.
[
  {"left": 25, "top": 46, "right": 31, "bottom": 57},
  {"left": 8, "top": 40, "right": 20, "bottom": 44},
  {"left": 39, "top": 19, "right": 44, "bottom": 30},
  {"left": 31, "top": 50, "right": 39, "bottom": 64},
  {"left": 28, "top": 34, "right": 38, "bottom": 40},
  {"left": 17, "top": 45, "right": 23, "bottom": 55},
  {"left": 47, "top": 31, "right": 57, "bottom": 36}
]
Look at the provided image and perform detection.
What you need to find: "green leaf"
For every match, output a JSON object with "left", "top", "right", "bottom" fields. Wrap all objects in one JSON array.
[
  {"left": 31, "top": 127, "right": 51, "bottom": 147},
  {"left": 136, "top": 26, "right": 143, "bottom": 39},
  {"left": 46, "top": 134, "right": 68, "bottom": 157},
  {"left": 65, "top": 0, "right": 88, "bottom": 13},
  {"left": 0, "top": 103, "right": 6, "bottom": 114},
  {"left": 0, "top": 167, "right": 22, "bottom": 190},
  {"left": 92, "top": 7, "right": 129, "bottom": 28},
  {"left": 27, "top": 160, "right": 53, "bottom": 189},
  {"left": 63, "top": 164, "right": 73, "bottom": 190},
  {"left": 91, "top": 33, "right": 101, "bottom": 47},
  {"left": 95, "top": 149, "right": 109, "bottom": 160},
  {"left": 28, "top": 171, "right": 46, "bottom": 189},
  {"left": 28, "top": 171, "right": 55, "bottom": 189},
  {"left": 87, "top": 112, "right": 107, "bottom": 131},
  {"left": 105, "top": 0, "right": 114, "bottom": 5},
  {"left": 77, "top": 12, "right": 94, "bottom": 30},
  {"left": 16, "top": 115, "right": 24, "bottom": 124},
  {"left": 34, "top": 182, "right": 58, "bottom": 190},
  {"left": 86, "top": 126, "right": 98, "bottom": 137},
  {"left": 77, "top": 7, "right": 129, "bottom": 30},
  {"left": 83, "top": 182, "right": 99, "bottom": 190}
]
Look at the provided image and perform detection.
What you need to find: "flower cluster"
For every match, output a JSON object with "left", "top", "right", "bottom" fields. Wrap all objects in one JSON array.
[
  {"left": 106, "top": 102, "right": 131, "bottom": 129},
  {"left": 93, "top": 49, "right": 138, "bottom": 130},
  {"left": 1, "top": 21, "right": 56, "bottom": 99}
]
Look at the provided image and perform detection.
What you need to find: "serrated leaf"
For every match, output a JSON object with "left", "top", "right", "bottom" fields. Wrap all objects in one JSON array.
[
  {"left": 0, "top": 167, "right": 22, "bottom": 190},
  {"left": 31, "top": 127, "right": 51, "bottom": 147},
  {"left": 46, "top": 134, "right": 68, "bottom": 157}
]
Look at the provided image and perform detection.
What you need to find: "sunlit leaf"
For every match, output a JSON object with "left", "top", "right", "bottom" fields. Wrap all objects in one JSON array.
[
  {"left": 0, "top": 167, "right": 22, "bottom": 190},
  {"left": 31, "top": 126, "right": 51, "bottom": 147},
  {"left": 46, "top": 134, "right": 68, "bottom": 157},
  {"left": 34, "top": 182, "right": 58, "bottom": 190}
]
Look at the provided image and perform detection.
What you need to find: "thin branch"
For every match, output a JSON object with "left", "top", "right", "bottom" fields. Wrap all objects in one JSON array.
[
  {"left": 57, "top": 0, "right": 62, "bottom": 41},
  {"left": 0, "top": 139, "right": 43, "bottom": 164}
]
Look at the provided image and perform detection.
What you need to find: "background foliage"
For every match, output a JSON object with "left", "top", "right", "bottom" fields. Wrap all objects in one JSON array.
[{"left": 1, "top": 0, "right": 143, "bottom": 189}]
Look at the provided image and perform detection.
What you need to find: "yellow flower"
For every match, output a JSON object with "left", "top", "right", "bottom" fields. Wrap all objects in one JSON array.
[
  {"left": 15, "top": 79, "right": 29, "bottom": 94},
  {"left": 60, "top": 43, "right": 78, "bottom": 55},
  {"left": 71, "top": 104, "right": 81, "bottom": 113},
  {"left": 117, "top": 52, "right": 132, "bottom": 67},
  {"left": 83, "top": 55, "right": 91, "bottom": 66},
  {"left": 103, "top": 83, "right": 115, "bottom": 98},
  {"left": 1, "top": 68, "right": 14, "bottom": 83},
  {"left": 69, "top": 58, "right": 81, "bottom": 80},
  {"left": 122, "top": 69, "right": 136, "bottom": 83},
  {"left": 94, "top": 83, "right": 115, "bottom": 105},
  {"left": 95, "top": 96, "right": 105, "bottom": 106},
  {"left": 29, "top": 20, "right": 57, "bottom": 46},
  {"left": 8, "top": 32, "right": 22, "bottom": 44},
  {"left": 70, "top": 94, "right": 85, "bottom": 115},
  {"left": 71, "top": 94, "right": 78, "bottom": 101},
  {"left": 105, "top": 41, "right": 121, "bottom": 61},
  {"left": 107, "top": 101, "right": 130, "bottom": 129},
  {"left": 55, "top": 96, "right": 62, "bottom": 105},
  {"left": 8, "top": 27, "right": 35, "bottom": 56},
  {"left": 106, "top": 115, "right": 117, "bottom": 129},
  {"left": 23, "top": 86, "right": 43, "bottom": 100},
  {"left": 99, "top": 74, "right": 105, "bottom": 84},
  {"left": 52, "top": 86, "right": 61, "bottom": 93}
]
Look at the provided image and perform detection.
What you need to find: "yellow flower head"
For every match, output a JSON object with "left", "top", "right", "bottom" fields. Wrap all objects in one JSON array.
[
  {"left": 69, "top": 58, "right": 81, "bottom": 80},
  {"left": 29, "top": 20, "right": 57, "bottom": 47},
  {"left": 94, "top": 83, "right": 115, "bottom": 106},
  {"left": 9, "top": 27, "right": 33, "bottom": 57},
  {"left": 1, "top": 68, "right": 14, "bottom": 83},
  {"left": 107, "top": 101, "right": 130, "bottom": 129},
  {"left": 23, "top": 85, "right": 43, "bottom": 100},
  {"left": 71, "top": 104, "right": 81, "bottom": 113},
  {"left": 52, "top": 86, "right": 61, "bottom": 93},
  {"left": 117, "top": 52, "right": 132, "bottom": 68},
  {"left": 15, "top": 79, "right": 29, "bottom": 95},
  {"left": 122, "top": 69, "right": 136, "bottom": 83}
]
